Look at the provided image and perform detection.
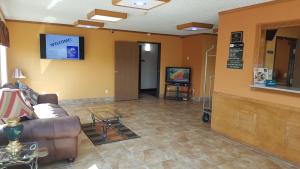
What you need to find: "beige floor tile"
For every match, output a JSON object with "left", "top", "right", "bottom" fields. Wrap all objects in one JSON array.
[{"left": 40, "top": 95, "right": 299, "bottom": 169}]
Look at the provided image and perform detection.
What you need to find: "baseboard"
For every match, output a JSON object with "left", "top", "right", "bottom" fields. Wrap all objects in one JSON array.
[
  {"left": 140, "top": 88, "right": 157, "bottom": 92},
  {"left": 59, "top": 97, "right": 114, "bottom": 106}
]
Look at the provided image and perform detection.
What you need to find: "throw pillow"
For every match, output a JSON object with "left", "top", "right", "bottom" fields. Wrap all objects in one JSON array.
[
  {"left": 1, "top": 83, "right": 18, "bottom": 89},
  {"left": 0, "top": 89, "right": 34, "bottom": 121},
  {"left": 18, "top": 83, "right": 39, "bottom": 106},
  {"left": 19, "top": 91, "right": 34, "bottom": 110},
  {"left": 25, "top": 88, "right": 39, "bottom": 105}
]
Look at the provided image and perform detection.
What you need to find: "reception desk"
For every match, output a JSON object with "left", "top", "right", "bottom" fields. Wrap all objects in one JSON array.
[{"left": 212, "top": 91, "right": 300, "bottom": 165}]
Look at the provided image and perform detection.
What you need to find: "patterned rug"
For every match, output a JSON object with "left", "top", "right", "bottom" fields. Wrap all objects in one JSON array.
[{"left": 81, "top": 120, "right": 140, "bottom": 145}]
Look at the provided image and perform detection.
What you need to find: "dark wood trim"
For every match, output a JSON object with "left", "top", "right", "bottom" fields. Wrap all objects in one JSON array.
[
  {"left": 6, "top": 19, "right": 218, "bottom": 38},
  {"left": 6, "top": 19, "right": 181, "bottom": 37},
  {"left": 157, "top": 43, "right": 161, "bottom": 97},
  {"left": 87, "top": 9, "right": 127, "bottom": 20},
  {"left": 219, "top": 0, "right": 295, "bottom": 15},
  {"left": 6, "top": 19, "right": 74, "bottom": 27},
  {"left": 140, "top": 88, "right": 157, "bottom": 92},
  {"left": 74, "top": 20, "right": 104, "bottom": 28},
  {"left": 138, "top": 44, "right": 142, "bottom": 95},
  {"left": 181, "top": 33, "right": 217, "bottom": 38},
  {"left": 260, "top": 19, "right": 300, "bottom": 30},
  {"left": 177, "top": 22, "right": 213, "bottom": 30}
]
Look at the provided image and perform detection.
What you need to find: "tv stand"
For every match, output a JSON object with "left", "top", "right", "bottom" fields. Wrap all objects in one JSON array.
[{"left": 164, "top": 83, "right": 191, "bottom": 101}]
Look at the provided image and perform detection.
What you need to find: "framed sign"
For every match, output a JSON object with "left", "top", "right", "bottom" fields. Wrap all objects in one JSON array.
[
  {"left": 227, "top": 31, "right": 244, "bottom": 69},
  {"left": 227, "top": 43, "right": 244, "bottom": 69},
  {"left": 231, "top": 31, "right": 243, "bottom": 43}
]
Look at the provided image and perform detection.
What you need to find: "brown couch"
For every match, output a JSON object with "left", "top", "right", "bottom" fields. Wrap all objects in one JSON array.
[{"left": 0, "top": 93, "right": 81, "bottom": 164}]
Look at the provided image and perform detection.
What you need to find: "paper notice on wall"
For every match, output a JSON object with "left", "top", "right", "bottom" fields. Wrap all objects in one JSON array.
[
  {"left": 253, "top": 68, "right": 270, "bottom": 84},
  {"left": 227, "top": 43, "right": 244, "bottom": 69}
]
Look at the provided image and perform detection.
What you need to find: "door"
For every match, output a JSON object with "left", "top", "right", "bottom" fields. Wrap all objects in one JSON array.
[
  {"left": 274, "top": 38, "right": 291, "bottom": 85},
  {"left": 274, "top": 37, "right": 297, "bottom": 86},
  {"left": 292, "top": 40, "right": 300, "bottom": 87},
  {"left": 115, "top": 41, "right": 139, "bottom": 101}
]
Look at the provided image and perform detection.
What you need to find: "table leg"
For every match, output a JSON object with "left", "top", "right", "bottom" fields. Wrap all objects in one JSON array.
[
  {"left": 27, "top": 157, "right": 38, "bottom": 169},
  {"left": 91, "top": 114, "right": 96, "bottom": 126},
  {"left": 102, "top": 122, "right": 107, "bottom": 138}
]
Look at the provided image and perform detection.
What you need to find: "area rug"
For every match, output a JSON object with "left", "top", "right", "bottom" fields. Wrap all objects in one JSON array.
[{"left": 81, "top": 121, "right": 140, "bottom": 145}]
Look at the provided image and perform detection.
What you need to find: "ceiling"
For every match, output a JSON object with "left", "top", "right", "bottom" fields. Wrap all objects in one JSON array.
[{"left": 0, "top": 0, "right": 272, "bottom": 35}]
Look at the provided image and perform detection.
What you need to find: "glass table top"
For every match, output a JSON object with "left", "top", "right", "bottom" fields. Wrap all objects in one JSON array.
[
  {"left": 0, "top": 142, "right": 47, "bottom": 165},
  {"left": 88, "top": 106, "right": 121, "bottom": 121}
]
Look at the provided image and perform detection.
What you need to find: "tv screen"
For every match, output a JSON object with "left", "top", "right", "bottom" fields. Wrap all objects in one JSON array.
[
  {"left": 166, "top": 67, "right": 191, "bottom": 84},
  {"left": 40, "top": 34, "right": 84, "bottom": 60}
]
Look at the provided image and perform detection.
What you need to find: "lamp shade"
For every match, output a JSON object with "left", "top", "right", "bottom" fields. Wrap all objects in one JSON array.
[{"left": 12, "top": 68, "right": 26, "bottom": 79}]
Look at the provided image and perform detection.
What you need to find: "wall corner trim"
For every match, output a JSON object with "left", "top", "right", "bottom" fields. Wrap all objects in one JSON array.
[{"left": 219, "top": 0, "right": 295, "bottom": 16}]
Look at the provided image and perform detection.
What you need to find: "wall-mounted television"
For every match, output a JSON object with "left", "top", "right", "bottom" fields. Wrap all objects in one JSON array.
[
  {"left": 40, "top": 34, "right": 84, "bottom": 60},
  {"left": 166, "top": 67, "right": 191, "bottom": 84}
]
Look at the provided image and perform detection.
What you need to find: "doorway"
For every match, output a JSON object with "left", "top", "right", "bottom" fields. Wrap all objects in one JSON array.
[
  {"left": 138, "top": 42, "right": 161, "bottom": 98},
  {"left": 274, "top": 36, "right": 297, "bottom": 86}
]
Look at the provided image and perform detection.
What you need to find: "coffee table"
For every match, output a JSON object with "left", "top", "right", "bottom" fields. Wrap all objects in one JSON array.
[
  {"left": 0, "top": 142, "right": 48, "bottom": 169},
  {"left": 88, "top": 106, "right": 121, "bottom": 140}
]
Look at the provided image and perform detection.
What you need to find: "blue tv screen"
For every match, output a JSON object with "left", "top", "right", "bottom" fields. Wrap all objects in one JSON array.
[{"left": 40, "top": 34, "right": 84, "bottom": 60}]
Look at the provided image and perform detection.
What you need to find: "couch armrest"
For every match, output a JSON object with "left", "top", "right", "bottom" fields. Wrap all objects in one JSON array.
[
  {"left": 21, "top": 116, "right": 81, "bottom": 140},
  {"left": 38, "top": 94, "right": 58, "bottom": 104}
]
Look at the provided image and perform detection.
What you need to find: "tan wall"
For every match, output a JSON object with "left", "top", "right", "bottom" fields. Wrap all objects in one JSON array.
[
  {"left": 212, "top": 0, "right": 300, "bottom": 165},
  {"left": 182, "top": 34, "right": 217, "bottom": 98},
  {"left": 214, "top": 0, "right": 300, "bottom": 107},
  {"left": 6, "top": 21, "right": 183, "bottom": 100}
]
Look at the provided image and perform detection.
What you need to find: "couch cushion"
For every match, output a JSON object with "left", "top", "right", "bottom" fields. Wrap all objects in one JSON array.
[{"left": 33, "top": 103, "right": 68, "bottom": 119}]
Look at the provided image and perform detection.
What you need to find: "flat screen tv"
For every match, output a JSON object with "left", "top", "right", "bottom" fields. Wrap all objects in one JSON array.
[
  {"left": 166, "top": 67, "right": 191, "bottom": 84},
  {"left": 40, "top": 34, "right": 84, "bottom": 60}
]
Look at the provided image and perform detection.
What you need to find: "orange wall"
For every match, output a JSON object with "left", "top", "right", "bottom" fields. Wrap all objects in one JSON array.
[
  {"left": 214, "top": 0, "right": 300, "bottom": 107},
  {"left": 6, "top": 21, "right": 183, "bottom": 100},
  {"left": 182, "top": 34, "right": 217, "bottom": 98}
]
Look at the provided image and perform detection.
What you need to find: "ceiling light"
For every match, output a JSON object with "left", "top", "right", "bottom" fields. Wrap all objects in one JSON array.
[
  {"left": 177, "top": 22, "right": 213, "bottom": 31},
  {"left": 88, "top": 9, "right": 127, "bottom": 22},
  {"left": 112, "top": 0, "right": 170, "bottom": 10},
  {"left": 134, "top": 2, "right": 147, "bottom": 6},
  {"left": 74, "top": 20, "right": 104, "bottom": 29},
  {"left": 144, "top": 43, "right": 151, "bottom": 51}
]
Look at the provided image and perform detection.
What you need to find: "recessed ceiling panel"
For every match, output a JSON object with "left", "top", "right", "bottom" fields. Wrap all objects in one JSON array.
[{"left": 112, "top": 0, "right": 170, "bottom": 10}]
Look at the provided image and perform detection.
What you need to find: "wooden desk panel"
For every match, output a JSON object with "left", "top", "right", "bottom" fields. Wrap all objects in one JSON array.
[{"left": 212, "top": 91, "right": 300, "bottom": 165}]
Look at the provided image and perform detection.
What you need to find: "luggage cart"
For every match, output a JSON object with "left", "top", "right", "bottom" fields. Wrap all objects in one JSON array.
[{"left": 202, "top": 46, "right": 216, "bottom": 122}]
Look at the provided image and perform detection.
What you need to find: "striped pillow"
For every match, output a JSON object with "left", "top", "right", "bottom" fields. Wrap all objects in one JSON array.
[{"left": 0, "top": 89, "right": 33, "bottom": 120}]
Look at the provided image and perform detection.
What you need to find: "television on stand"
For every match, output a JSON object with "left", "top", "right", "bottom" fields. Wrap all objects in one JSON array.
[
  {"left": 165, "top": 67, "right": 191, "bottom": 84},
  {"left": 164, "top": 67, "right": 191, "bottom": 101}
]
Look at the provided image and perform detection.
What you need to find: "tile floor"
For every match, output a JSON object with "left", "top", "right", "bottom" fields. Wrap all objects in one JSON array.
[{"left": 40, "top": 95, "right": 299, "bottom": 169}]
